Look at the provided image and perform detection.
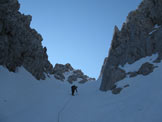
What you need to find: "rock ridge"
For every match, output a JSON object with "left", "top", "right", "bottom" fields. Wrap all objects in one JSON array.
[{"left": 53, "top": 63, "right": 96, "bottom": 83}]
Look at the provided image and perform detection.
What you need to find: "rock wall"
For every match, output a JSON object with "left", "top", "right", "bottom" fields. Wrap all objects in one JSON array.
[
  {"left": 0, "top": 0, "right": 94, "bottom": 82},
  {"left": 0, "top": 0, "right": 54, "bottom": 80},
  {"left": 100, "top": 0, "right": 162, "bottom": 91}
]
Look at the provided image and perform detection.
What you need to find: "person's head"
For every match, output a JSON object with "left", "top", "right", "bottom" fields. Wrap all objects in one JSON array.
[{"left": 72, "top": 83, "right": 76, "bottom": 86}]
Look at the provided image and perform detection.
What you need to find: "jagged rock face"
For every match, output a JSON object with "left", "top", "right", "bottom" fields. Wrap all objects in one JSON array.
[
  {"left": 98, "top": 57, "right": 107, "bottom": 79},
  {"left": 100, "top": 66, "right": 126, "bottom": 90},
  {"left": 138, "top": 62, "right": 155, "bottom": 75},
  {"left": 53, "top": 63, "right": 95, "bottom": 83},
  {"left": 100, "top": 0, "right": 162, "bottom": 91},
  {"left": 127, "top": 62, "right": 157, "bottom": 78},
  {"left": 0, "top": 0, "right": 54, "bottom": 80},
  {"left": 53, "top": 63, "right": 73, "bottom": 81}
]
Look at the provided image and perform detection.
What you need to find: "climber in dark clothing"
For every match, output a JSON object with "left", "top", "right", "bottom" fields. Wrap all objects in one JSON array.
[{"left": 71, "top": 85, "right": 78, "bottom": 96}]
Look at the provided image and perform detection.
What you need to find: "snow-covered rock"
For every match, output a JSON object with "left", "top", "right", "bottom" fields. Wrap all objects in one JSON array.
[{"left": 53, "top": 63, "right": 95, "bottom": 83}]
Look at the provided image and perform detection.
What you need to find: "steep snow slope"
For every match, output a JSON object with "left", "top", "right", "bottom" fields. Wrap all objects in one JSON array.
[{"left": 0, "top": 54, "right": 162, "bottom": 122}]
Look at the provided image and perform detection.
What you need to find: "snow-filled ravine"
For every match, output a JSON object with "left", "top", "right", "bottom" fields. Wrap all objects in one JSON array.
[{"left": 0, "top": 54, "right": 162, "bottom": 122}]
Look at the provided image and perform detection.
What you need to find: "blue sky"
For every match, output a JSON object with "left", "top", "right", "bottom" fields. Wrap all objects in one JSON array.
[{"left": 19, "top": 0, "right": 142, "bottom": 79}]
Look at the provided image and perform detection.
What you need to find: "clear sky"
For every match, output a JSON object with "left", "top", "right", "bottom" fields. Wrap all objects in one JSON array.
[{"left": 18, "top": 0, "right": 142, "bottom": 79}]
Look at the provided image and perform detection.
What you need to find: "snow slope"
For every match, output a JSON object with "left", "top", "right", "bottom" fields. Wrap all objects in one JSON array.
[{"left": 0, "top": 54, "right": 162, "bottom": 122}]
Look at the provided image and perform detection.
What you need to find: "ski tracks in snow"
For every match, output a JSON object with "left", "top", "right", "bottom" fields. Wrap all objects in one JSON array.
[{"left": 57, "top": 96, "right": 72, "bottom": 122}]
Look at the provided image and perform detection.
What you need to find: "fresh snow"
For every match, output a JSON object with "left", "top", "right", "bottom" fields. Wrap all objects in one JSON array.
[
  {"left": 154, "top": 24, "right": 160, "bottom": 29},
  {"left": 149, "top": 30, "right": 157, "bottom": 35},
  {"left": 0, "top": 55, "right": 162, "bottom": 122},
  {"left": 149, "top": 24, "right": 161, "bottom": 35},
  {"left": 119, "top": 53, "right": 158, "bottom": 72},
  {"left": 63, "top": 71, "right": 73, "bottom": 81}
]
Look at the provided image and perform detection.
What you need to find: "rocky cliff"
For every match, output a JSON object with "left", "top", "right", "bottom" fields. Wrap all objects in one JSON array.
[
  {"left": 100, "top": 0, "right": 162, "bottom": 91},
  {"left": 0, "top": 0, "right": 55, "bottom": 80},
  {"left": 0, "top": 0, "right": 94, "bottom": 82},
  {"left": 0, "top": 0, "right": 54, "bottom": 80}
]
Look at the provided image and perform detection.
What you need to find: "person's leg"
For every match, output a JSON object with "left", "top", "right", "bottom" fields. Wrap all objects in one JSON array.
[{"left": 72, "top": 90, "right": 74, "bottom": 96}]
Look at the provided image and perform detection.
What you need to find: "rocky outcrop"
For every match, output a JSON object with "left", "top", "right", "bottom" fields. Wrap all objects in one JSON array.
[
  {"left": 128, "top": 62, "right": 157, "bottom": 77},
  {"left": 100, "top": 66, "right": 126, "bottom": 91},
  {"left": 53, "top": 63, "right": 95, "bottom": 83},
  {"left": 53, "top": 63, "right": 73, "bottom": 81},
  {"left": 100, "top": 0, "right": 162, "bottom": 91},
  {"left": 0, "top": 0, "right": 54, "bottom": 80},
  {"left": 127, "top": 72, "right": 138, "bottom": 78},
  {"left": 138, "top": 62, "right": 155, "bottom": 75},
  {"left": 112, "top": 87, "right": 123, "bottom": 95},
  {"left": 68, "top": 69, "right": 95, "bottom": 84}
]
